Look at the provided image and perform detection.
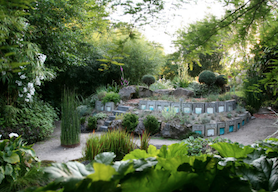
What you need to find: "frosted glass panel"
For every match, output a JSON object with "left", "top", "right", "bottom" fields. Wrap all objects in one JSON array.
[
  {"left": 207, "top": 108, "right": 213, "bottom": 114},
  {"left": 195, "top": 108, "right": 202, "bottom": 114},
  {"left": 218, "top": 106, "right": 224, "bottom": 112},
  {"left": 141, "top": 105, "right": 146, "bottom": 110},
  {"left": 207, "top": 129, "right": 215, "bottom": 136},
  {"left": 183, "top": 107, "right": 191, "bottom": 113}
]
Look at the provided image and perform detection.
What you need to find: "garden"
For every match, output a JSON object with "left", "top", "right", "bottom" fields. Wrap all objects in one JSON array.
[{"left": 1, "top": 0, "right": 278, "bottom": 191}]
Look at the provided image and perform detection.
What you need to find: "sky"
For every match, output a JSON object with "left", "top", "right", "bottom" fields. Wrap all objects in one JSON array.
[{"left": 110, "top": 0, "right": 226, "bottom": 54}]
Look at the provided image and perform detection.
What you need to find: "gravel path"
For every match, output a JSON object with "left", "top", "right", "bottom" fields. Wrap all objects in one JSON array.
[{"left": 33, "top": 117, "right": 277, "bottom": 163}]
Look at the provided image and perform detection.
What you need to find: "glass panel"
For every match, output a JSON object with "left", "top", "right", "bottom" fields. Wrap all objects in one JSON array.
[
  {"left": 220, "top": 128, "right": 225, "bottom": 135},
  {"left": 238, "top": 123, "right": 240, "bottom": 129},
  {"left": 195, "top": 108, "right": 202, "bottom": 114},
  {"left": 229, "top": 125, "right": 234, "bottom": 132},
  {"left": 106, "top": 106, "right": 111, "bottom": 112},
  {"left": 141, "top": 105, "right": 146, "bottom": 110},
  {"left": 183, "top": 107, "right": 191, "bottom": 113},
  {"left": 228, "top": 106, "right": 233, "bottom": 111},
  {"left": 157, "top": 105, "right": 162, "bottom": 111},
  {"left": 219, "top": 106, "right": 224, "bottom": 112},
  {"left": 174, "top": 107, "right": 179, "bottom": 113},
  {"left": 195, "top": 130, "right": 202, "bottom": 135},
  {"left": 242, "top": 120, "right": 245, "bottom": 126},
  {"left": 164, "top": 106, "right": 169, "bottom": 112},
  {"left": 149, "top": 105, "right": 154, "bottom": 111},
  {"left": 207, "top": 108, "right": 213, "bottom": 114},
  {"left": 207, "top": 129, "right": 214, "bottom": 136}
]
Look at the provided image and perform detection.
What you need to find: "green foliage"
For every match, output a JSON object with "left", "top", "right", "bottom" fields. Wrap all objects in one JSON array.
[
  {"left": 27, "top": 139, "right": 278, "bottom": 192},
  {"left": 87, "top": 116, "right": 97, "bottom": 131},
  {"left": 149, "top": 79, "right": 173, "bottom": 91},
  {"left": 161, "top": 107, "right": 176, "bottom": 122},
  {"left": 97, "top": 90, "right": 107, "bottom": 101},
  {"left": 76, "top": 105, "right": 92, "bottom": 117},
  {"left": 172, "top": 76, "right": 190, "bottom": 88},
  {"left": 80, "top": 117, "right": 86, "bottom": 125},
  {"left": 188, "top": 82, "right": 220, "bottom": 97},
  {"left": 142, "top": 75, "right": 156, "bottom": 88},
  {"left": 205, "top": 94, "right": 218, "bottom": 102},
  {"left": 140, "top": 131, "right": 151, "bottom": 151},
  {"left": 101, "top": 92, "right": 120, "bottom": 105},
  {"left": 94, "top": 112, "right": 108, "bottom": 120},
  {"left": 83, "top": 130, "right": 136, "bottom": 161},
  {"left": 106, "top": 80, "right": 120, "bottom": 93},
  {"left": 143, "top": 115, "right": 160, "bottom": 135},
  {"left": 0, "top": 135, "right": 44, "bottom": 192},
  {"left": 122, "top": 113, "right": 139, "bottom": 133},
  {"left": 215, "top": 75, "right": 228, "bottom": 87},
  {"left": 0, "top": 100, "right": 58, "bottom": 144},
  {"left": 179, "top": 131, "right": 204, "bottom": 140},
  {"left": 198, "top": 70, "right": 216, "bottom": 86},
  {"left": 61, "top": 89, "right": 80, "bottom": 146}
]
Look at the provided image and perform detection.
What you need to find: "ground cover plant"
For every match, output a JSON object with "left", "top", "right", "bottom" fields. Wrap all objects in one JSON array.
[
  {"left": 0, "top": 134, "right": 46, "bottom": 192},
  {"left": 24, "top": 138, "right": 278, "bottom": 192}
]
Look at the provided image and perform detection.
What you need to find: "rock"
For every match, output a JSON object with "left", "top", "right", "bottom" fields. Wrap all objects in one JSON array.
[
  {"left": 97, "top": 119, "right": 105, "bottom": 126},
  {"left": 134, "top": 118, "right": 145, "bottom": 135},
  {"left": 153, "top": 89, "right": 173, "bottom": 96},
  {"left": 110, "top": 120, "right": 122, "bottom": 130},
  {"left": 172, "top": 88, "right": 194, "bottom": 98},
  {"left": 119, "top": 86, "right": 136, "bottom": 101},
  {"left": 161, "top": 122, "right": 191, "bottom": 139},
  {"left": 138, "top": 86, "right": 153, "bottom": 97}
]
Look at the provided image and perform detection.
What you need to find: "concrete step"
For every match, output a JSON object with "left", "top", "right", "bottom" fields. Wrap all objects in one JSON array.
[
  {"left": 99, "top": 126, "right": 108, "bottom": 132},
  {"left": 104, "top": 120, "right": 112, "bottom": 126},
  {"left": 112, "top": 110, "right": 126, "bottom": 116},
  {"left": 117, "top": 105, "right": 131, "bottom": 112},
  {"left": 109, "top": 116, "right": 116, "bottom": 120}
]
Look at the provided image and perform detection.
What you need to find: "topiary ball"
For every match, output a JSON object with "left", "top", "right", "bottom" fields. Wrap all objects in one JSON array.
[
  {"left": 142, "top": 75, "right": 155, "bottom": 88},
  {"left": 215, "top": 75, "right": 227, "bottom": 87},
  {"left": 143, "top": 115, "right": 160, "bottom": 135},
  {"left": 198, "top": 70, "right": 216, "bottom": 86}
]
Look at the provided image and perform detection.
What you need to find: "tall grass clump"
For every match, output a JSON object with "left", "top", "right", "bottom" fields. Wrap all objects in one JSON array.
[
  {"left": 61, "top": 88, "right": 80, "bottom": 147},
  {"left": 83, "top": 130, "right": 136, "bottom": 161}
]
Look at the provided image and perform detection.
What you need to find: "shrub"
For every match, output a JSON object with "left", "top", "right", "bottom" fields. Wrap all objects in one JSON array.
[
  {"left": 172, "top": 76, "right": 190, "bottom": 88},
  {"left": 97, "top": 90, "right": 107, "bottom": 101},
  {"left": 149, "top": 79, "right": 173, "bottom": 91},
  {"left": 162, "top": 107, "right": 176, "bottom": 122},
  {"left": 142, "top": 75, "right": 155, "bottom": 88},
  {"left": 198, "top": 70, "right": 216, "bottom": 86},
  {"left": 76, "top": 105, "right": 92, "bottom": 117},
  {"left": 61, "top": 89, "right": 80, "bottom": 146},
  {"left": 122, "top": 113, "right": 139, "bottom": 133},
  {"left": 215, "top": 75, "right": 227, "bottom": 87},
  {"left": 101, "top": 92, "right": 120, "bottom": 105},
  {"left": 83, "top": 130, "right": 136, "bottom": 161},
  {"left": 188, "top": 82, "right": 220, "bottom": 97},
  {"left": 0, "top": 100, "right": 58, "bottom": 144},
  {"left": 143, "top": 115, "right": 160, "bottom": 135},
  {"left": 80, "top": 117, "right": 86, "bottom": 125},
  {"left": 140, "top": 131, "right": 151, "bottom": 150},
  {"left": 87, "top": 116, "right": 97, "bottom": 131}
]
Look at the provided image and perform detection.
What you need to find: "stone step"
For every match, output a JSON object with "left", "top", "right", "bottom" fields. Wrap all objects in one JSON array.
[
  {"left": 104, "top": 120, "right": 112, "bottom": 126},
  {"left": 109, "top": 116, "right": 116, "bottom": 120},
  {"left": 112, "top": 110, "right": 126, "bottom": 116},
  {"left": 99, "top": 126, "right": 108, "bottom": 132},
  {"left": 117, "top": 105, "right": 131, "bottom": 112}
]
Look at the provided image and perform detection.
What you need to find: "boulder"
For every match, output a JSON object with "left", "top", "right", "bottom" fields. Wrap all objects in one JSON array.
[
  {"left": 138, "top": 86, "right": 153, "bottom": 97},
  {"left": 161, "top": 122, "right": 191, "bottom": 139},
  {"left": 119, "top": 86, "right": 136, "bottom": 101},
  {"left": 110, "top": 120, "right": 122, "bottom": 130},
  {"left": 134, "top": 118, "right": 145, "bottom": 135},
  {"left": 153, "top": 89, "right": 173, "bottom": 96},
  {"left": 172, "top": 88, "right": 194, "bottom": 98}
]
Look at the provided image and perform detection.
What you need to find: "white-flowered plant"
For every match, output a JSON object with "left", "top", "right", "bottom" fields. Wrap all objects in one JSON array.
[{"left": 9, "top": 132, "right": 19, "bottom": 138}]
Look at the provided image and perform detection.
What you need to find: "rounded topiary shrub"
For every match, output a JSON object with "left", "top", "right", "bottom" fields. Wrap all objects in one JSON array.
[
  {"left": 122, "top": 113, "right": 138, "bottom": 133},
  {"left": 198, "top": 70, "right": 216, "bottom": 86},
  {"left": 142, "top": 75, "right": 155, "bottom": 88},
  {"left": 215, "top": 75, "right": 227, "bottom": 87},
  {"left": 87, "top": 116, "right": 97, "bottom": 131},
  {"left": 143, "top": 115, "right": 160, "bottom": 135}
]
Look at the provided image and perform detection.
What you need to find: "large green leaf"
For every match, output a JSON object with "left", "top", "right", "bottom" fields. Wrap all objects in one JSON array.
[
  {"left": 211, "top": 142, "right": 254, "bottom": 158},
  {"left": 4, "top": 163, "right": 13, "bottom": 176},
  {"left": 94, "top": 152, "right": 116, "bottom": 165},
  {"left": 239, "top": 157, "right": 278, "bottom": 191},
  {"left": 87, "top": 163, "right": 116, "bottom": 181},
  {"left": 44, "top": 161, "right": 95, "bottom": 180},
  {"left": 3, "top": 152, "right": 20, "bottom": 164},
  {"left": 0, "top": 166, "right": 4, "bottom": 184},
  {"left": 123, "top": 149, "right": 156, "bottom": 160},
  {"left": 158, "top": 143, "right": 188, "bottom": 158}
]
